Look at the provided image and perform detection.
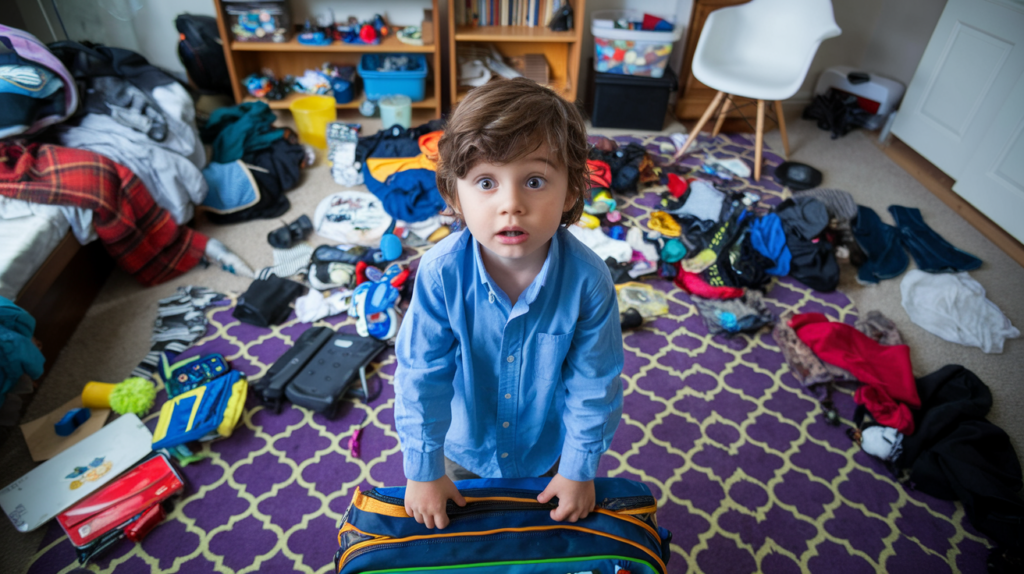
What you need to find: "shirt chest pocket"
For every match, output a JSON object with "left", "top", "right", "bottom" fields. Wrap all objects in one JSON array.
[{"left": 533, "top": 331, "right": 575, "bottom": 382}]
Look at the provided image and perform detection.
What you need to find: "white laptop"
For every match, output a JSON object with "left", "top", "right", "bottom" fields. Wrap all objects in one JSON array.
[{"left": 1, "top": 414, "right": 153, "bottom": 532}]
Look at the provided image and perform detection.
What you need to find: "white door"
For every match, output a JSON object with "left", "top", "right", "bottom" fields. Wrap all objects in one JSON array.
[
  {"left": 891, "top": 0, "right": 1024, "bottom": 181},
  {"left": 953, "top": 70, "right": 1024, "bottom": 242}
]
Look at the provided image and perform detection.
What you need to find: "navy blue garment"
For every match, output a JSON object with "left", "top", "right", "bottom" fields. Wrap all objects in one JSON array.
[
  {"left": 361, "top": 163, "right": 447, "bottom": 223},
  {"left": 853, "top": 205, "right": 908, "bottom": 283},
  {"left": 889, "top": 205, "right": 982, "bottom": 273}
]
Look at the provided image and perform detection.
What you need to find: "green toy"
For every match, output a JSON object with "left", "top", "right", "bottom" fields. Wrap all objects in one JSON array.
[{"left": 108, "top": 377, "right": 157, "bottom": 417}]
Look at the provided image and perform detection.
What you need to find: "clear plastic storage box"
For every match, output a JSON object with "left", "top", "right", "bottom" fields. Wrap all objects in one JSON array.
[
  {"left": 592, "top": 10, "right": 682, "bottom": 78},
  {"left": 224, "top": 0, "right": 291, "bottom": 43}
]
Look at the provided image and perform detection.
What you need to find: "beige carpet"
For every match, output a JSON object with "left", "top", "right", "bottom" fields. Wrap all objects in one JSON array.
[{"left": 2, "top": 115, "right": 1022, "bottom": 572}]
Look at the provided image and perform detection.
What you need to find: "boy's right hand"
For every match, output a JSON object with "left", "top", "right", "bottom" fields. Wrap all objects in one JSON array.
[{"left": 404, "top": 476, "right": 466, "bottom": 530}]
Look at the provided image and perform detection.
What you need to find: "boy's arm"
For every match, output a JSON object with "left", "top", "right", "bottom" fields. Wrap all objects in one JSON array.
[
  {"left": 558, "top": 274, "right": 625, "bottom": 482},
  {"left": 394, "top": 268, "right": 459, "bottom": 483}
]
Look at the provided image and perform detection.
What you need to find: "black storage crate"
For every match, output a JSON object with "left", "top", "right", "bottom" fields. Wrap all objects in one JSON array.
[{"left": 591, "top": 67, "right": 678, "bottom": 131}]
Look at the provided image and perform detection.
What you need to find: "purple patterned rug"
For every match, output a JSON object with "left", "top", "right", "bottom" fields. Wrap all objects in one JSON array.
[{"left": 27, "top": 133, "right": 990, "bottom": 574}]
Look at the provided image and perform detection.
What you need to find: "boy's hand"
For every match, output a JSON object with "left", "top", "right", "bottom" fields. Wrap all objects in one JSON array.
[
  {"left": 404, "top": 476, "right": 466, "bottom": 530},
  {"left": 536, "top": 474, "right": 596, "bottom": 522}
]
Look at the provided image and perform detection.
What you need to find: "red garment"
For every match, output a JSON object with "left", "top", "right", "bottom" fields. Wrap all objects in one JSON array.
[
  {"left": 0, "top": 143, "right": 206, "bottom": 287},
  {"left": 587, "top": 159, "right": 611, "bottom": 190},
  {"left": 667, "top": 173, "right": 689, "bottom": 199},
  {"left": 674, "top": 268, "right": 744, "bottom": 299},
  {"left": 789, "top": 313, "right": 919, "bottom": 434}
]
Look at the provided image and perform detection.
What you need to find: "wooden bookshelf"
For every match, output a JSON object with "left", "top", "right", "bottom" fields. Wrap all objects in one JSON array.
[
  {"left": 213, "top": 0, "right": 443, "bottom": 123},
  {"left": 447, "top": 0, "right": 586, "bottom": 111}
]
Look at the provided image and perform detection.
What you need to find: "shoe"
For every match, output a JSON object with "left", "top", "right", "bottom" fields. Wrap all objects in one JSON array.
[{"left": 268, "top": 215, "right": 313, "bottom": 249}]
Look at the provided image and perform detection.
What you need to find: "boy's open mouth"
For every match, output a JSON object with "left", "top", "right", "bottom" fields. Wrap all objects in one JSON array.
[{"left": 499, "top": 230, "right": 524, "bottom": 237}]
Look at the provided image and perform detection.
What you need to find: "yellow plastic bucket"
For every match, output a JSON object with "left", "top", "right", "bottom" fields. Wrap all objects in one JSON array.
[{"left": 289, "top": 95, "right": 336, "bottom": 149}]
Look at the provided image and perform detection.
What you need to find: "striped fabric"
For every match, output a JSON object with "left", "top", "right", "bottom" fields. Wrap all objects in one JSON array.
[
  {"left": 793, "top": 187, "right": 858, "bottom": 220},
  {"left": 131, "top": 286, "right": 226, "bottom": 380},
  {"left": 256, "top": 242, "right": 313, "bottom": 280}
]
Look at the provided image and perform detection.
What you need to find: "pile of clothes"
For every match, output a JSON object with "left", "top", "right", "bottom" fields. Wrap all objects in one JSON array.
[{"left": 0, "top": 25, "right": 315, "bottom": 287}]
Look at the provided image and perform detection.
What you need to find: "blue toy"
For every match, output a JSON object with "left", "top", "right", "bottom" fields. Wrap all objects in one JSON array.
[
  {"left": 349, "top": 264, "right": 405, "bottom": 340},
  {"left": 166, "top": 354, "right": 230, "bottom": 398},
  {"left": 55, "top": 408, "right": 91, "bottom": 436}
]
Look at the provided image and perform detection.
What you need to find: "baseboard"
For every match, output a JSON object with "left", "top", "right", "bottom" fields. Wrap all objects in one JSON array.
[{"left": 876, "top": 135, "right": 1024, "bottom": 269}]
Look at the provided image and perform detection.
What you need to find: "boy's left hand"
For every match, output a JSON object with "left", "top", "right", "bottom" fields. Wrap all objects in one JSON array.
[{"left": 537, "top": 474, "right": 595, "bottom": 522}]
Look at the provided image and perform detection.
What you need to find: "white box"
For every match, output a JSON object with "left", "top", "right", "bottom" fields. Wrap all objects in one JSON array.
[{"left": 815, "top": 65, "right": 906, "bottom": 129}]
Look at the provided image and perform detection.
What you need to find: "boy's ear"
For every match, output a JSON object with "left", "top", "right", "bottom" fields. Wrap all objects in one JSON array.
[{"left": 563, "top": 191, "right": 579, "bottom": 213}]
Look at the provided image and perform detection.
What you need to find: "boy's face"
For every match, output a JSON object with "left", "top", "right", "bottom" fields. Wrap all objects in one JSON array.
[{"left": 454, "top": 143, "right": 574, "bottom": 266}]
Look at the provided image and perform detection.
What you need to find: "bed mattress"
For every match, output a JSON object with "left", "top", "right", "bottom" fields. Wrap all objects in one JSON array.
[{"left": 0, "top": 201, "right": 71, "bottom": 301}]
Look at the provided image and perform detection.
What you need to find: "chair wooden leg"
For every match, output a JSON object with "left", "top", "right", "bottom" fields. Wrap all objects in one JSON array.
[
  {"left": 672, "top": 91, "right": 725, "bottom": 164},
  {"left": 754, "top": 99, "right": 765, "bottom": 181},
  {"left": 774, "top": 100, "right": 790, "bottom": 157},
  {"left": 711, "top": 96, "right": 734, "bottom": 137}
]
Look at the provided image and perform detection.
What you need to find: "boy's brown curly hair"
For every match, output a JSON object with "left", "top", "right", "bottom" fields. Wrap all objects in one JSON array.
[{"left": 436, "top": 77, "right": 590, "bottom": 226}]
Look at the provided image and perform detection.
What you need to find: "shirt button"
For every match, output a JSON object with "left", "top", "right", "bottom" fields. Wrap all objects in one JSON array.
[
  {"left": 505, "top": 393, "right": 511, "bottom": 399},
  {"left": 503, "top": 422, "right": 510, "bottom": 428},
  {"left": 507, "top": 355, "right": 514, "bottom": 363},
  {"left": 489, "top": 291, "right": 495, "bottom": 303},
  {"left": 501, "top": 452, "right": 508, "bottom": 458}
]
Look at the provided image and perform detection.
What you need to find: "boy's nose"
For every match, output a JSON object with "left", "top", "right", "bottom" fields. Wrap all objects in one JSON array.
[{"left": 498, "top": 187, "right": 526, "bottom": 215}]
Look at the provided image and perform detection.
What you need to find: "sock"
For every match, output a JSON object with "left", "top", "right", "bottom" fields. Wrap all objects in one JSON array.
[{"left": 205, "top": 238, "right": 255, "bottom": 278}]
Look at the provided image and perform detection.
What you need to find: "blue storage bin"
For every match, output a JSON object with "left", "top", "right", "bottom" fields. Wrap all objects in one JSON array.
[{"left": 359, "top": 54, "right": 428, "bottom": 102}]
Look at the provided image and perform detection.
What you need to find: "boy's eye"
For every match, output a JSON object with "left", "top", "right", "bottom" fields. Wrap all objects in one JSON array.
[
  {"left": 478, "top": 178, "right": 495, "bottom": 190},
  {"left": 526, "top": 177, "right": 545, "bottom": 189}
]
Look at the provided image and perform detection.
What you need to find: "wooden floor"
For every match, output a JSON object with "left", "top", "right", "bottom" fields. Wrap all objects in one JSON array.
[{"left": 874, "top": 135, "right": 1024, "bottom": 269}]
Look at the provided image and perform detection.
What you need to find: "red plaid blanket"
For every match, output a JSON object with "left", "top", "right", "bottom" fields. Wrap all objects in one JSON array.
[{"left": 0, "top": 142, "right": 207, "bottom": 286}]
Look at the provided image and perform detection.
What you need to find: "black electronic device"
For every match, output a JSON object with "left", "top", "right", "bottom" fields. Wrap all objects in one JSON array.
[{"left": 285, "top": 333, "right": 386, "bottom": 418}]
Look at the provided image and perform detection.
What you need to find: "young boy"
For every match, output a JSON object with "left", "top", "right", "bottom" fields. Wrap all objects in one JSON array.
[{"left": 394, "top": 77, "right": 624, "bottom": 530}]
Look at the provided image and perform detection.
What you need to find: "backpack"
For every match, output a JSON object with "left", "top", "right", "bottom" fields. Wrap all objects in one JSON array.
[
  {"left": 335, "top": 477, "right": 674, "bottom": 573},
  {"left": 175, "top": 14, "right": 231, "bottom": 95}
]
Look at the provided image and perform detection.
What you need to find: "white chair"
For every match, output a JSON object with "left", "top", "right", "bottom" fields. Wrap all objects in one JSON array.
[{"left": 673, "top": 0, "right": 841, "bottom": 180}]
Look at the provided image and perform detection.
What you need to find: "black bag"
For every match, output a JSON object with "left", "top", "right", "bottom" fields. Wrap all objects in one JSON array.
[
  {"left": 176, "top": 14, "right": 231, "bottom": 95},
  {"left": 232, "top": 275, "right": 305, "bottom": 327}
]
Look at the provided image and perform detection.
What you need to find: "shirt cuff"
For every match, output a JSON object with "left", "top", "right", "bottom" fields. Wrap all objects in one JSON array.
[
  {"left": 558, "top": 443, "right": 601, "bottom": 482},
  {"left": 403, "top": 448, "right": 446, "bottom": 482}
]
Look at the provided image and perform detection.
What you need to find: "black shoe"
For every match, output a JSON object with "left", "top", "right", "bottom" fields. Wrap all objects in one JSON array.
[{"left": 268, "top": 215, "right": 313, "bottom": 249}]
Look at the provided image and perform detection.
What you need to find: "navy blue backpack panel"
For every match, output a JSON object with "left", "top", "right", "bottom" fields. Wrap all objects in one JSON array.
[{"left": 335, "top": 477, "right": 672, "bottom": 574}]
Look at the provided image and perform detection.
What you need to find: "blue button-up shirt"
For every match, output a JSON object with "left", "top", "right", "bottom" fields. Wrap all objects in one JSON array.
[{"left": 394, "top": 227, "right": 624, "bottom": 483}]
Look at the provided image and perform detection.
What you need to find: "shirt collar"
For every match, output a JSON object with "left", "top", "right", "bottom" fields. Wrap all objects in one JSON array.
[{"left": 472, "top": 227, "right": 562, "bottom": 307}]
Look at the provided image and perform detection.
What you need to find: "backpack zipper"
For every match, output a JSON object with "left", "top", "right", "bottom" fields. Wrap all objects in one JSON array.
[{"left": 338, "top": 525, "right": 666, "bottom": 573}]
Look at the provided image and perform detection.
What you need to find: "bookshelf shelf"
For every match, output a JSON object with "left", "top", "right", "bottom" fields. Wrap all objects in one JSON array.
[{"left": 447, "top": 1, "right": 586, "bottom": 110}]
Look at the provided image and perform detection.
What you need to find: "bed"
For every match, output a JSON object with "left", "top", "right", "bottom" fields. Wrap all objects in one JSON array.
[{"left": 1, "top": 201, "right": 113, "bottom": 380}]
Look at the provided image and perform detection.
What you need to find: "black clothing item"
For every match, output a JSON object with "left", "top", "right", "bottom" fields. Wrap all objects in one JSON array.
[
  {"left": 233, "top": 275, "right": 306, "bottom": 327},
  {"left": 207, "top": 138, "right": 305, "bottom": 224},
  {"left": 709, "top": 233, "right": 774, "bottom": 290},
  {"left": 776, "top": 197, "right": 839, "bottom": 292},
  {"left": 588, "top": 143, "right": 648, "bottom": 194},
  {"left": 355, "top": 119, "right": 445, "bottom": 164},
  {"left": 676, "top": 214, "right": 717, "bottom": 253},
  {"left": 802, "top": 90, "right": 871, "bottom": 139},
  {"left": 604, "top": 257, "right": 634, "bottom": 284},
  {"left": 897, "top": 365, "right": 1024, "bottom": 551}
]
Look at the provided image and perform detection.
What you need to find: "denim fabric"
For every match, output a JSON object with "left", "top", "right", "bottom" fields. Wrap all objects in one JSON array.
[
  {"left": 853, "top": 205, "right": 908, "bottom": 283},
  {"left": 889, "top": 206, "right": 982, "bottom": 273}
]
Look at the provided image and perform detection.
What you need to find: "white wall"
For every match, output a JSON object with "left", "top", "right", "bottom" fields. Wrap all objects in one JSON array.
[{"left": 798, "top": 0, "right": 947, "bottom": 102}]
